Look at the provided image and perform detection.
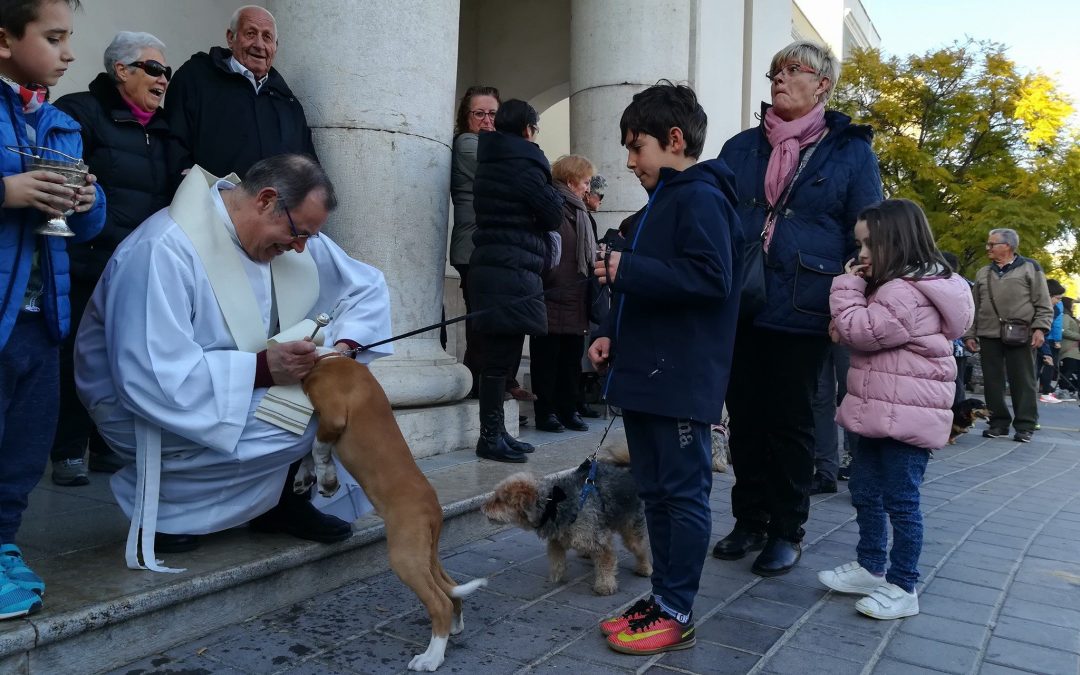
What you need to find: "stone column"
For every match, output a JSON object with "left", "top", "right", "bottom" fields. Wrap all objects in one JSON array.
[
  {"left": 266, "top": 0, "right": 471, "bottom": 412},
  {"left": 569, "top": 0, "right": 692, "bottom": 235}
]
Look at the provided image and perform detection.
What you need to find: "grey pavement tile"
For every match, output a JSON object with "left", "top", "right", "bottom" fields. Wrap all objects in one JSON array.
[
  {"left": 695, "top": 614, "right": 783, "bottom": 654},
  {"left": 276, "top": 658, "right": 355, "bottom": 675},
  {"left": 554, "top": 632, "right": 655, "bottom": 671},
  {"left": 772, "top": 563, "right": 833, "bottom": 590},
  {"left": 967, "top": 530, "right": 1029, "bottom": 549},
  {"left": 719, "top": 595, "right": 807, "bottom": 629},
  {"left": 659, "top": 638, "right": 762, "bottom": 674},
  {"left": 454, "top": 589, "right": 531, "bottom": 626},
  {"left": 268, "top": 582, "right": 414, "bottom": 644},
  {"left": 978, "top": 664, "right": 1038, "bottom": 675},
  {"left": 812, "top": 597, "right": 892, "bottom": 637},
  {"left": 199, "top": 628, "right": 325, "bottom": 673},
  {"left": 1005, "top": 579, "right": 1080, "bottom": 606},
  {"left": 468, "top": 534, "right": 548, "bottom": 563},
  {"left": 984, "top": 636, "right": 1080, "bottom": 675},
  {"left": 546, "top": 577, "right": 651, "bottom": 615},
  {"left": 529, "top": 654, "right": 634, "bottom": 674},
  {"left": 883, "top": 633, "right": 979, "bottom": 675},
  {"left": 745, "top": 578, "right": 826, "bottom": 609},
  {"left": 922, "top": 578, "right": 1003, "bottom": 606},
  {"left": 783, "top": 621, "right": 882, "bottom": 662},
  {"left": 934, "top": 564, "right": 1011, "bottom": 590},
  {"left": 701, "top": 558, "right": 761, "bottom": 583},
  {"left": 808, "top": 539, "right": 860, "bottom": 560},
  {"left": 1012, "top": 557, "right": 1080, "bottom": 591},
  {"left": 956, "top": 541, "right": 1025, "bottom": 561},
  {"left": 483, "top": 567, "right": 564, "bottom": 601},
  {"left": 331, "top": 631, "right": 519, "bottom": 675},
  {"left": 899, "top": 613, "right": 989, "bottom": 649},
  {"left": 104, "top": 653, "right": 247, "bottom": 675},
  {"left": 759, "top": 646, "right": 863, "bottom": 675},
  {"left": 443, "top": 549, "right": 519, "bottom": 577},
  {"left": 992, "top": 614, "right": 1080, "bottom": 654},
  {"left": 516, "top": 550, "right": 593, "bottom": 580},
  {"left": 1027, "top": 544, "right": 1080, "bottom": 564},
  {"left": 918, "top": 594, "right": 996, "bottom": 625},
  {"left": 945, "top": 551, "right": 1016, "bottom": 573},
  {"left": 1001, "top": 597, "right": 1080, "bottom": 630},
  {"left": 694, "top": 567, "right": 755, "bottom": 601},
  {"left": 871, "top": 658, "right": 958, "bottom": 675}
]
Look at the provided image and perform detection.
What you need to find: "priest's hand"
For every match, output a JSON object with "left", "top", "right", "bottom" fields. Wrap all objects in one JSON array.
[
  {"left": 267, "top": 340, "right": 317, "bottom": 385},
  {"left": 2, "top": 170, "right": 77, "bottom": 216}
]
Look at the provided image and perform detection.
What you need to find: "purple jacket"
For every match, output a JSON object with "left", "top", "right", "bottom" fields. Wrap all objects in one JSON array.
[{"left": 831, "top": 272, "right": 975, "bottom": 449}]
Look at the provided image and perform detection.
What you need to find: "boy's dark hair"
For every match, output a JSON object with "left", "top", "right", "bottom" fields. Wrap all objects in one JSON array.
[
  {"left": 859, "top": 198, "right": 951, "bottom": 291},
  {"left": 1063, "top": 297, "right": 1074, "bottom": 316},
  {"left": 940, "top": 251, "right": 959, "bottom": 272},
  {"left": 494, "top": 99, "right": 538, "bottom": 137},
  {"left": 619, "top": 80, "right": 707, "bottom": 159},
  {"left": 454, "top": 85, "right": 501, "bottom": 136},
  {"left": 0, "top": 0, "right": 80, "bottom": 38},
  {"left": 1047, "top": 278, "right": 1066, "bottom": 297}
]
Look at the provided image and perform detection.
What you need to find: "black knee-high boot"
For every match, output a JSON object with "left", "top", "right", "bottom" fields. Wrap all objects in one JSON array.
[{"left": 476, "top": 375, "right": 527, "bottom": 462}]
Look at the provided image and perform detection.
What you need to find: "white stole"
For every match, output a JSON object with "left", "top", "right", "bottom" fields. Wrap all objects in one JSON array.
[{"left": 127, "top": 166, "right": 321, "bottom": 573}]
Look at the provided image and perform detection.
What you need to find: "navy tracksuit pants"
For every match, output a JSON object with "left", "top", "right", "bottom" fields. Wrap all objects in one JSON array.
[{"left": 622, "top": 409, "right": 712, "bottom": 622}]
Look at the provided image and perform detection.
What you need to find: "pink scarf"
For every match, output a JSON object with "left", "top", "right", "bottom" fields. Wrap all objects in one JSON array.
[
  {"left": 762, "top": 103, "right": 827, "bottom": 250},
  {"left": 120, "top": 90, "right": 156, "bottom": 126}
]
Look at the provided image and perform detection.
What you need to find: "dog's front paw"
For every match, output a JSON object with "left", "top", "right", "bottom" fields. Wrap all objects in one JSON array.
[
  {"left": 408, "top": 652, "right": 444, "bottom": 672},
  {"left": 593, "top": 578, "right": 618, "bottom": 596},
  {"left": 634, "top": 562, "right": 653, "bottom": 577},
  {"left": 293, "top": 458, "right": 316, "bottom": 495},
  {"left": 317, "top": 477, "right": 340, "bottom": 497}
]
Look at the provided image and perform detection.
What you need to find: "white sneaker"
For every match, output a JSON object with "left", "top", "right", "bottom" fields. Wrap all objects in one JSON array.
[
  {"left": 855, "top": 582, "right": 919, "bottom": 620},
  {"left": 818, "top": 562, "right": 886, "bottom": 595},
  {"left": 1040, "top": 393, "right": 1062, "bottom": 404}
]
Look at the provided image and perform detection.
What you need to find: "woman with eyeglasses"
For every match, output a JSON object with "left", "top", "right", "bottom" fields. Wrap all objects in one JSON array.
[
  {"left": 711, "top": 40, "right": 883, "bottom": 577},
  {"left": 49, "top": 32, "right": 173, "bottom": 487}
]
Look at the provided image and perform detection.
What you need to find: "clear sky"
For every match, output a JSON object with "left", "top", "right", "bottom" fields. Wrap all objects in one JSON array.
[{"left": 862, "top": 0, "right": 1080, "bottom": 125}]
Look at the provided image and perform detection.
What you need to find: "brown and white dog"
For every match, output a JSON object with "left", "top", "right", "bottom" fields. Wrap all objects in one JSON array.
[{"left": 302, "top": 356, "right": 485, "bottom": 672}]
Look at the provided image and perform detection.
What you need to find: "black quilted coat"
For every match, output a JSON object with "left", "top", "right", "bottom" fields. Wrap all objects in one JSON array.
[{"left": 468, "top": 131, "right": 564, "bottom": 335}]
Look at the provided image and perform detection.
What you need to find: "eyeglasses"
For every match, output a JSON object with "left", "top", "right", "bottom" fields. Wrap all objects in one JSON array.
[
  {"left": 469, "top": 110, "right": 497, "bottom": 120},
  {"left": 765, "top": 63, "right": 819, "bottom": 82},
  {"left": 128, "top": 60, "right": 172, "bottom": 81},
  {"left": 283, "top": 205, "right": 319, "bottom": 240},
  {"left": 985, "top": 242, "right": 1008, "bottom": 249}
]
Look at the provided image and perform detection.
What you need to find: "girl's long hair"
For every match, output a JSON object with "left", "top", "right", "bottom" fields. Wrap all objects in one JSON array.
[{"left": 860, "top": 199, "right": 951, "bottom": 292}]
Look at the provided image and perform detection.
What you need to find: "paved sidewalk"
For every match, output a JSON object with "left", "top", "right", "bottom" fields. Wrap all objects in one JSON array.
[{"left": 112, "top": 407, "right": 1080, "bottom": 674}]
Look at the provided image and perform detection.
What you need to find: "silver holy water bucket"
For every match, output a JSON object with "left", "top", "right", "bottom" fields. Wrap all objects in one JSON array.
[{"left": 6, "top": 145, "right": 89, "bottom": 237}]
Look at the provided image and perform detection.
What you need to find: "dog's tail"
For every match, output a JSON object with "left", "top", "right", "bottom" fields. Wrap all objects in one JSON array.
[
  {"left": 450, "top": 577, "right": 488, "bottom": 598},
  {"left": 603, "top": 439, "right": 631, "bottom": 466}
]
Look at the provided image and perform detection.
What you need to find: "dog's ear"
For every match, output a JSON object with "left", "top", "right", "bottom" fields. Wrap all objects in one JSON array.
[{"left": 550, "top": 485, "right": 567, "bottom": 502}]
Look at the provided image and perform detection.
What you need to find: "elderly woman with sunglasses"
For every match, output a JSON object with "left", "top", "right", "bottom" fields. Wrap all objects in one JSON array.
[
  {"left": 48, "top": 32, "right": 173, "bottom": 487},
  {"left": 712, "top": 40, "right": 883, "bottom": 577}
]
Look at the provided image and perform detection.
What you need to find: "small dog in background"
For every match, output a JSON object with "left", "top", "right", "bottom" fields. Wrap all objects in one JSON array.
[
  {"left": 951, "top": 397, "right": 990, "bottom": 444},
  {"left": 482, "top": 441, "right": 651, "bottom": 595},
  {"left": 711, "top": 420, "right": 730, "bottom": 473}
]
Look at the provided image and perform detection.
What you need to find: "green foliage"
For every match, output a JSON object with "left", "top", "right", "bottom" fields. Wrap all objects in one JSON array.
[{"left": 832, "top": 41, "right": 1078, "bottom": 278}]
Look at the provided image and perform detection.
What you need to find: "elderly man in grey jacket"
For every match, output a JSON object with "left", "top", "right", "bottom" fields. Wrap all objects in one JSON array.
[{"left": 964, "top": 228, "right": 1053, "bottom": 443}]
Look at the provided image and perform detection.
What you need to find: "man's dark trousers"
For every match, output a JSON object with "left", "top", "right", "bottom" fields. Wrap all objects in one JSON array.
[
  {"left": 623, "top": 409, "right": 712, "bottom": 621},
  {"left": 980, "top": 337, "right": 1038, "bottom": 433}
]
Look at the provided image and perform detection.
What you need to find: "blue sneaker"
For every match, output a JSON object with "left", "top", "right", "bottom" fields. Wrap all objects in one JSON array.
[
  {"left": 0, "top": 576, "right": 41, "bottom": 620},
  {"left": 0, "top": 545, "right": 44, "bottom": 595}
]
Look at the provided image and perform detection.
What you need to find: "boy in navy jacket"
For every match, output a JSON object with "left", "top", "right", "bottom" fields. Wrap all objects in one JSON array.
[
  {"left": 589, "top": 82, "right": 742, "bottom": 655},
  {"left": 0, "top": 0, "right": 104, "bottom": 620}
]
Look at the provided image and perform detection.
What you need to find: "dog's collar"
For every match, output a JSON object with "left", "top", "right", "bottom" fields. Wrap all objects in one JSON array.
[{"left": 537, "top": 485, "right": 567, "bottom": 528}]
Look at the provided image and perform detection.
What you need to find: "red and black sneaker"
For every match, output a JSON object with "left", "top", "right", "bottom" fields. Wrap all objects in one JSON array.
[
  {"left": 599, "top": 597, "right": 656, "bottom": 636},
  {"left": 606, "top": 604, "right": 695, "bottom": 655}
]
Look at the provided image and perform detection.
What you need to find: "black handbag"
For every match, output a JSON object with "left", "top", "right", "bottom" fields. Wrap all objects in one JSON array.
[{"left": 740, "top": 141, "right": 821, "bottom": 318}]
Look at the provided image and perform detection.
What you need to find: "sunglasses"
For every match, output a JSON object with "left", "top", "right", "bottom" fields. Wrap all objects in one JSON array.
[{"left": 128, "top": 60, "right": 172, "bottom": 81}]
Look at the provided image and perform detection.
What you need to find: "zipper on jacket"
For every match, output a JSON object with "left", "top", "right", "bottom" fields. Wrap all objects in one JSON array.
[{"left": 602, "top": 179, "right": 665, "bottom": 401}]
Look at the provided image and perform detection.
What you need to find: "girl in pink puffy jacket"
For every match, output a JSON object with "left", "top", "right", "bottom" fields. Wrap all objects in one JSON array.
[{"left": 816, "top": 199, "right": 975, "bottom": 621}]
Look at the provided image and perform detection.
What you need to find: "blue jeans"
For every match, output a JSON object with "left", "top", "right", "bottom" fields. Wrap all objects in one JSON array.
[
  {"left": 850, "top": 436, "right": 928, "bottom": 593},
  {"left": 623, "top": 409, "right": 712, "bottom": 621},
  {"left": 0, "top": 312, "right": 60, "bottom": 543}
]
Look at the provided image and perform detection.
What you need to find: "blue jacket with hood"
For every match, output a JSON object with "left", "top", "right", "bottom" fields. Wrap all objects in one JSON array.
[
  {"left": 719, "top": 104, "right": 882, "bottom": 335},
  {"left": 596, "top": 159, "right": 743, "bottom": 424},
  {"left": 0, "top": 87, "right": 106, "bottom": 349}
]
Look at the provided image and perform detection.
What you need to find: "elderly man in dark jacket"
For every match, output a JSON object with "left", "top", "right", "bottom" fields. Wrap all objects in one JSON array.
[
  {"left": 163, "top": 5, "right": 318, "bottom": 187},
  {"left": 468, "top": 99, "right": 564, "bottom": 463}
]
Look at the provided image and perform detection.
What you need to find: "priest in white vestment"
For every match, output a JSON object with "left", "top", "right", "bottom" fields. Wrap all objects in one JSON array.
[{"left": 75, "top": 155, "right": 392, "bottom": 567}]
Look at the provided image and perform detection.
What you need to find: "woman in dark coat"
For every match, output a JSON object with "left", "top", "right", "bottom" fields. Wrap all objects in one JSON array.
[
  {"left": 468, "top": 99, "right": 564, "bottom": 462},
  {"left": 49, "top": 31, "right": 173, "bottom": 486},
  {"left": 712, "top": 40, "right": 883, "bottom": 576},
  {"left": 532, "top": 154, "right": 597, "bottom": 434}
]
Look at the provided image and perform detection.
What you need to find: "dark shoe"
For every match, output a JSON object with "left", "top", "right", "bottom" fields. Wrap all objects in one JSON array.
[
  {"left": 751, "top": 538, "right": 801, "bottom": 577},
  {"left": 51, "top": 458, "right": 89, "bottom": 487},
  {"left": 476, "top": 432, "right": 527, "bottom": 462},
  {"left": 502, "top": 432, "right": 535, "bottom": 454},
  {"left": 1013, "top": 430, "right": 1033, "bottom": 443},
  {"left": 578, "top": 403, "right": 602, "bottom": 419},
  {"left": 250, "top": 498, "right": 353, "bottom": 543},
  {"left": 154, "top": 532, "right": 201, "bottom": 553},
  {"left": 88, "top": 450, "right": 127, "bottom": 473},
  {"left": 810, "top": 474, "right": 838, "bottom": 495},
  {"left": 558, "top": 412, "right": 589, "bottom": 432},
  {"left": 982, "top": 427, "right": 1009, "bottom": 439},
  {"left": 535, "top": 413, "right": 566, "bottom": 433},
  {"left": 508, "top": 386, "right": 538, "bottom": 402},
  {"left": 837, "top": 465, "right": 851, "bottom": 481},
  {"left": 711, "top": 528, "right": 767, "bottom": 560}
]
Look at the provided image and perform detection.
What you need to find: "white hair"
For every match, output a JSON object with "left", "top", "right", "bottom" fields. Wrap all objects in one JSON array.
[
  {"left": 229, "top": 5, "right": 277, "bottom": 34},
  {"left": 770, "top": 40, "right": 841, "bottom": 103},
  {"left": 990, "top": 228, "right": 1020, "bottom": 251},
  {"left": 104, "top": 31, "right": 166, "bottom": 83}
]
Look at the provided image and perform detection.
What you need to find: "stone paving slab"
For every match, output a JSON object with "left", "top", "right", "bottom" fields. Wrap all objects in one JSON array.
[{"left": 99, "top": 401, "right": 1080, "bottom": 673}]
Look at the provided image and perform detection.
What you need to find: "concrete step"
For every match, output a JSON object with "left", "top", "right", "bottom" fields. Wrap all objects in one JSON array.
[{"left": 0, "top": 417, "right": 619, "bottom": 675}]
